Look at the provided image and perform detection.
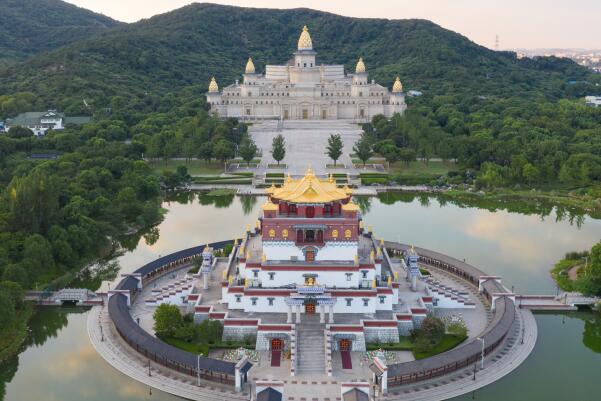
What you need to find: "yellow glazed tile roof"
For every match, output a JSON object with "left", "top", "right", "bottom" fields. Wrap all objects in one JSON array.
[{"left": 269, "top": 167, "right": 350, "bottom": 203}]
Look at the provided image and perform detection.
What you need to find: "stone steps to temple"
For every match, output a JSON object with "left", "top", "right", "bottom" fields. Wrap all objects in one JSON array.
[{"left": 296, "top": 323, "right": 326, "bottom": 374}]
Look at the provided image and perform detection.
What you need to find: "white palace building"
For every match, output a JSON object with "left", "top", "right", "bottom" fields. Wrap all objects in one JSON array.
[{"left": 206, "top": 26, "right": 407, "bottom": 121}]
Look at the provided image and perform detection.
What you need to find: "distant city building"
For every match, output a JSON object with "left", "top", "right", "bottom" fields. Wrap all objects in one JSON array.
[
  {"left": 4, "top": 110, "right": 91, "bottom": 136},
  {"left": 585, "top": 96, "right": 601, "bottom": 107},
  {"left": 207, "top": 26, "right": 406, "bottom": 121},
  {"left": 407, "top": 90, "right": 423, "bottom": 97},
  {"left": 0, "top": 121, "right": 5, "bottom": 132}
]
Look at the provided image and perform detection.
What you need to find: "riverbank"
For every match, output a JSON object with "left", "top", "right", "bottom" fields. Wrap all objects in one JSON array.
[{"left": 0, "top": 303, "right": 34, "bottom": 364}]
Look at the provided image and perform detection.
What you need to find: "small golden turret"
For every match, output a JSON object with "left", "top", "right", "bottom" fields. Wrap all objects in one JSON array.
[
  {"left": 355, "top": 57, "right": 366, "bottom": 74},
  {"left": 245, "top": 57, "right": 255, "bottom": 74},
  {"left": 387, "top": 276, "right": 392, "bottom": 287},
  {"left": 297, "top": 25, "right": 313, "bottom": 50},
  {"left": 392, "top": 76, "right": 403, "bottom": 93},
  {"left": 208, "top": 77, "right": 219, "bottom": 92},
  {"left": 372, "top": 279, "right": 377, "bottom": 289},
  {"left": 246, "top": 223, "right": 251, "bottom": 232}
]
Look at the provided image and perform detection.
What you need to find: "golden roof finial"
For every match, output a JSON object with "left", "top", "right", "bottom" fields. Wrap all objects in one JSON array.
[
  {"left": 208, "top": 77, "right": 219, "bottom": 92},
  {"left": 246, "top": 223, "right": 251, "bottom": 232},
  {"left": 298, "top": 25, "right": 313, "bottom": 50},
  {"left": 328, "top": 173, "right": 334, "bottom": 183},
  {"left": 286, "top": 173, "right": 292, "bottom": 184},
  {"left": 245, "top": 57, "right": 255, "bottom": 74},
  {"left": 356, "top": 57, "right": 366, "bottom": 74},
  {"left": 392, "top": 76, "right": 403, "bottom": 93}
]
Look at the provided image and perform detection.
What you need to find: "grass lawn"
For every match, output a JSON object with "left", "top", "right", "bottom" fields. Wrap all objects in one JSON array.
[
  {"left": 148, "top": 159, "right": 224, "bottom": 175},
  {"left": 366, "top": 336, "right": 414, "bottom": 351},
  {"left": 162, "top": 337, "right": 210, "bottom": 356},
  {"left": 389, "top": 161, "right": 457, "bottom": 177},
  {"left": 551, "top": 258, "right": 581, "bottom": 292},
  {"left": 413, "top": 334, "right": 467, "bottom": 360}
]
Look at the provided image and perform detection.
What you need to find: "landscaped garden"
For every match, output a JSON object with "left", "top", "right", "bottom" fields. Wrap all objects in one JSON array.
[
  {"left": 366, "top": 315, "right": 468, "bottom": 360},
  {"left": 153, "top": 304, "right": 256, "bottom": 357}
]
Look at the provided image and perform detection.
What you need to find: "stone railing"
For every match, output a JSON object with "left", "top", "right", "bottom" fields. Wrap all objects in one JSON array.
[
  {"left": 325, "top": 329, "right": 333, "bottom": 377},
  {"left": 109, "top": 240, "right": 245, "bottom": 388},
  {"left": 290, "top": 325, "right": 297, "bottom": 376},
  {"left": 384, "top": 241, "right": 515, "bottom": 387}
]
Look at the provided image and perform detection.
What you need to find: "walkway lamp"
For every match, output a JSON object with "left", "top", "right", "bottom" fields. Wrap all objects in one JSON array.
[
  {"left": 148, "top": 359, "right": 151, "bottom": 377},
  {"left": 477, "top": 337, "right": 485, "bottom": 369},
  {"left": 473, "top": 362, "right": 477, "bottom": 380},
  {"left": 197, "top": 354, "right": 201, "bottom": 386}
]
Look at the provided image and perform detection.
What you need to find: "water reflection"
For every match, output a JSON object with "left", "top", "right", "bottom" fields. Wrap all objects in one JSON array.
[
  {"left": 3, "top": 192, "right": 601, "bottom": 401},
  {"left": 240, "top": 195, "right": 258, "bottom": 215},
  {"left": 376, "top": 192, "right": 588, "bottom": 227},
  {"left": 582, "top": 312, "right": 601, "bottom": 354}
]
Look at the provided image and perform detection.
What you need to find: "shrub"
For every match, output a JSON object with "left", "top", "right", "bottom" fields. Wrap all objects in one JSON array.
[{"left": 153, "top": 304, "right": 183, "bottom": 338}]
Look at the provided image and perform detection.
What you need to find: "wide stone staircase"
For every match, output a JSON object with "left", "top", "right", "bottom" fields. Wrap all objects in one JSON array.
[{"left": 296, "top": 318, "right": 326, "bottom": 375}]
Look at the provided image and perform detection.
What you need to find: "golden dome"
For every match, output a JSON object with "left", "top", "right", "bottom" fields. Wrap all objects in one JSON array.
[
  {"left": 297, "top": 25, "right": 313, "bottom": 50},
  {"left": 392, "top": 76, "right": 403, "bottom": 93},
  {"left": 208, "top": 77, "right": 219, "bottom": 92},
  {"left": 355, "top": 57, "right": 366, "bottom": 73},
  {"left": 245, "top": 57, "right": 255, "bottom": 74},
  {"left": 268, "top": 167, "right": 351, "bottom": 204}
]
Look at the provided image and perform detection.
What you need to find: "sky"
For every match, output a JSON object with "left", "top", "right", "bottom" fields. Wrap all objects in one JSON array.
[{"left": 65, "top": 0, "right": 601, "bottom": 49}]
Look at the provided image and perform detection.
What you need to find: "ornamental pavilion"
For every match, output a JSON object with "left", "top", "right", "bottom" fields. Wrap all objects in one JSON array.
[{"left": 207, "top": 26, "right": 406, "bottom": 121}]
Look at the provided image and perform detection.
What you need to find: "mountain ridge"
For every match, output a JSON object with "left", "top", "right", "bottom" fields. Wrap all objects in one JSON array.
[
  {"left": 0, "top": 2, "right": 593, "bottom": 117},
  {"left": 0, "top": 0, "right": 122, "bottom": 62}
]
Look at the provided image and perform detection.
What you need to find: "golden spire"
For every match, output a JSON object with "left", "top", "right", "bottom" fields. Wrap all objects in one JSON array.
[
  {"left": 297, "top": 25, "right": 313, "bottom": 50},
  {"left": 392, "top": 76, "right": 403, "bottom": 93},
  {"left": 245, "top": 57, "right": 255, "bottom": 74},
  {"left": 208, "top": 77, "right": 219, "bottom": 92},
  {"left": 355, "top": 57, "right": 366, "bottom": 73}
]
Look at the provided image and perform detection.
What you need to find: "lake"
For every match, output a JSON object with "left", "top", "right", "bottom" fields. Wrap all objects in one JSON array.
[{"left": 2, "top": 192, "right": 600, "bottom": 401}]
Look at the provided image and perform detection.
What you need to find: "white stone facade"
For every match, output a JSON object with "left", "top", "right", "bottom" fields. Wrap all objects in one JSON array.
[{"left": 207, "top": 27, "right": 406, "bottom": 121}]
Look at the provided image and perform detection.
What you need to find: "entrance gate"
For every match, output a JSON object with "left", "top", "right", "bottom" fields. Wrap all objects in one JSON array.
[
  {"left": 270, "top": 338, "right": 283, "bottom": 367},
  {"left": 305, "top": 303, "right": 316, "bottom": 314}
]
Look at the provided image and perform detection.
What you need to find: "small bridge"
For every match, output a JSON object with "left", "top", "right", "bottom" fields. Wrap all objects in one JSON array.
[
  {"left": 517, "top": 292, "right": 599, "bottom": 311},
  {"left": 25, "top": 288, "right": 103, "bottom": 306}
]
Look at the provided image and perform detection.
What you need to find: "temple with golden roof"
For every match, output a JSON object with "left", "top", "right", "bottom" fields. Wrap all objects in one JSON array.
[
  {"left": 207, "top": 26, "right": 406, "bottom": 121},
  {"left": 221, "top": 168, "right": 400, "bottom": 321}
]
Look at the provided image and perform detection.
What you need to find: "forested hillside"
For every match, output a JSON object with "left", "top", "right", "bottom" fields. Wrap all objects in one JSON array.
[
  {"left": 0, "top": 0, "right": 121, "bottom": 63},
  {"left": 1, "top": 2, "right": 598, "bottom": 118}
]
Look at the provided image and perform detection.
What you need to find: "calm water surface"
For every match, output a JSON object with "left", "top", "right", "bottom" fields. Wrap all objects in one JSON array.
[{"left": 2, "top": 193, "right": 601, "bottom": 401}]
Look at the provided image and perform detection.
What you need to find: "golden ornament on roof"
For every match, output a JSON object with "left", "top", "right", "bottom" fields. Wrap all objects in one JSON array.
[
  {"left": 245, "top": 57, "right": 255, "bottom": 74},
  {"left": 208, "top": 77, "right": 219, "bottom": 92},
  {"left": 355, "top": 57, "right": 366, "bottom": 73},
  {"left": 297, "top": 25, "right": 313, "bottom": 50},
  {"left": 392, "top": 76, "right": 403, "bottom": 93}
]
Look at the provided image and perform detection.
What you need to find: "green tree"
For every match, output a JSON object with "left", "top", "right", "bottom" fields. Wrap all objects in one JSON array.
[
  {"left": 198, "top": 142, "right": 213, "bottom": 162},
  {"left": 398, "top": 147, "right": 416, "bottom": 166},
  {"left": 7, "top": 126, "right": 33, "bottom": 138},
  {"left": 353, "top": 134, "right": 373, "bottom": 167},
  {"left": 326, "top": 134, "right": 343, "bottom": 166},
  {"left": 153, "top": 303, "right": 183, "bottom": 338},
  {"left": 380, "top": 143, "right": 399, "bottom": 169},
  {"left": 2, "top": 265, "right": 28, "bottom": 288},
  {"left": 271, "top": 134, "right": 286, "bottom": 166},
  {"left": 0, "top": 290, "right": 16, "bottom": 328},
  {"left": 213, "top": 139, "right": 235, "bottom": 167},
  {"left": 239, "top": 136, "right": 258, "bottom": 166},
  {"left": 0, "top": 281, "right": 25, "bottom": 310}
]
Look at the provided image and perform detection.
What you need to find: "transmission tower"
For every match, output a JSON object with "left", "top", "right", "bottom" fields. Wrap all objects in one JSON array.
[{"left": 494, "top": 34, "right": 500, "bottom": 51}]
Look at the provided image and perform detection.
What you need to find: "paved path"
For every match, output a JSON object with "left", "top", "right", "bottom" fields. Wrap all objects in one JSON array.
[
  {"left": 87, "top": 304, "right": 251, "bottom": 401},
  {"left": 250, "top": 120, "right": 363, "bottom": 176},
  {"left": 383, "top": 307, "right": 536, "bottom": 401}
]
